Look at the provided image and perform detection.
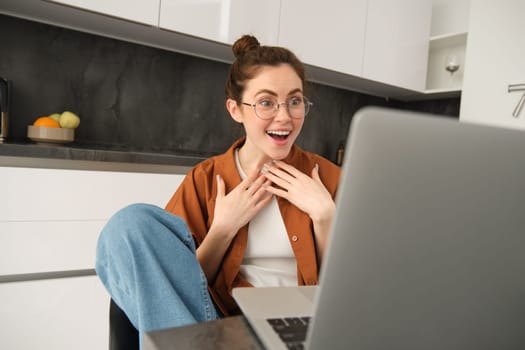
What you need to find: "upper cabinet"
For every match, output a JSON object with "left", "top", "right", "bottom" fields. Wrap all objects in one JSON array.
[
  {"left": 363, "top": 0, "right": 432, "bottom": 91},
  {"left": 279, "top": 0, "right": 367, "bottom": 77},
  {"left": 49, "top": 0, "right": 160, "bottom": 26},
  {"left": 0, "top": 0, "right": 436, "bottom": 98},
  {"left": 159, "top": 0, "right": 280, "bottom": 46},
  {"left": 279, "top": 0, "right": 431, "bottom": 93}
]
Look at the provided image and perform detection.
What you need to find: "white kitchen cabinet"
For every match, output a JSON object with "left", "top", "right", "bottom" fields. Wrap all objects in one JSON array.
[
  {"left": 0, "top": 167, "right": 182, "bottom": 223},
  {"left": 279, "top": 0, "right": 367, "bottom": 77},
  {"left": 0, "top": 0, "right": 436, "bottom": 98},
  {"left": 459, "top": 1, "right": 525, "bottom": 130},
  {"left": 362, "top": 0, "right": 432, "bottom": 91},
  {"left": 0, "top": 164, "right": 185, "bottom": 350},
  {"left": 279, "top": 0, "right": 431, "bottom": 92},
  {"left": 159, "top": 0, "right": 280, "bottom": 45},
  {"left": 430, "top": 0, "right": 470, "bottom": 36},
  {"left": 0, "top": 220, "right": 104, "bottom": 275},
  {"left": 0, "top": 167, "right": 184, "bottom": 275},
  {"left": 49, "top": 0, "right": 160, "bottom": 26},
  {"left": 0, "top": 276, "right": 109, "bottom": 350}
]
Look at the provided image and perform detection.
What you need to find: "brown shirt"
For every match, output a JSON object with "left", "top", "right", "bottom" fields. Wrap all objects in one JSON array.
[{"left": 165, "top": 138, "right": 341, "bottom": 316}]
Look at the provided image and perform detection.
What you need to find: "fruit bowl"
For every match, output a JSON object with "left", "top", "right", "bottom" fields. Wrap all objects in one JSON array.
[{"left": 27, "top": 125, "right": 74, "bottom": 145}]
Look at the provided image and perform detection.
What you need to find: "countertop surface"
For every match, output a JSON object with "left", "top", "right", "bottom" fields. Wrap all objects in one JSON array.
[
  {"left": 143, "top": 316, "right": 263, "bottom": 350},
  {"left": 0, "top": 141, "right": 211, "bottom": 173}
]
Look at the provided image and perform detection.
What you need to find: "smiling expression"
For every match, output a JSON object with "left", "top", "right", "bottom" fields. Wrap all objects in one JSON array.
[{"left": 227, "top": 64, "right": 305, "bottom": 171}]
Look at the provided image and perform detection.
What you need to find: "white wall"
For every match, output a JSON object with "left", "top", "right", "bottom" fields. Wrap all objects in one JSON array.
[{"left": 459, "top": 0, "right": 525, "bottom": 129}]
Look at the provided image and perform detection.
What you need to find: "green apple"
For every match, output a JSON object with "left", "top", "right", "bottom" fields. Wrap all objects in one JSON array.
[
  {"left": 59, "top": 111, "right": 80, "bottom": 129},
  {"left": 49, "top": 113, "right": 61, "bottom": 122}
]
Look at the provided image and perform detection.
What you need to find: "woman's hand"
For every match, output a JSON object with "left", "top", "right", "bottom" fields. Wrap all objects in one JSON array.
[
  {"left": 262, "top": 160, "right": 335, "bottom": 261},
  {"left": 211, "top": 169, "right": 273, "bottom": 238},
  {"left": 198, "top": 168, "right": 273, "bottom": 282},
  {"left": 262, "top": 161, "right": 334, "bottom": 221}
]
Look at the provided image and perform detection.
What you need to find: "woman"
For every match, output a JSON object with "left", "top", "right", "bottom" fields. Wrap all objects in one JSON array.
[{"left": 95, "top": 35, "right": 341, "bottom": 338}]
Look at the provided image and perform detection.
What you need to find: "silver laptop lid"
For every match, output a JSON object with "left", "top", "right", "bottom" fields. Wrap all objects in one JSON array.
[{"left": 307, "top": 107, "right": 525, "bottom": 350}]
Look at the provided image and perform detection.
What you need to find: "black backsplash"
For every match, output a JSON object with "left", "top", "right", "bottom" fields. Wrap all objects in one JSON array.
[{"left": 0, "top": 14, "right": 460, "bottom": 162}]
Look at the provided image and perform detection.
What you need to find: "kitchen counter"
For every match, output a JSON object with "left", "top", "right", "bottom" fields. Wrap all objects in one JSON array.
[{"left": 0, "top": 141, "right": 210, "bottom": 173}]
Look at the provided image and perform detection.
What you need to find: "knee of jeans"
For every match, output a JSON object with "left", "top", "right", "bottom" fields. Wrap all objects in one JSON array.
[
  {"left": 99, "top": 203, "right": 158, "bottom": 244},
  {"left": 117, "top": 202, "right": 160, "bottom": 224},
  {"left": 98, "top": 203, "right": 193, "bottom": 251}
]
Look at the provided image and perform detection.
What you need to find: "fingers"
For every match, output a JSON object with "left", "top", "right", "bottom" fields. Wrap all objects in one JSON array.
[
  {"left": 228, "top": 168, "right": 271, "bottom": 205},
  {"left": 263, "top": 184, "right": 288, "bottom": 200},
  {"left": 270, "top": 161, "right": 321, "bottom": 184},
  {"left": 263, "top": 160, "right": 311, "bottom": 189},
  {"left": 242, "top": 169, "right": 268, "bottom": 194},
  {"left": 253, "top": 191, "right": 274, "bottom": 210},
  {"left": 261, "top": 163, "right": 292, "bottom": 188},
  {"left": 266, "top": 160, "right": 301, "bottom": 181}
]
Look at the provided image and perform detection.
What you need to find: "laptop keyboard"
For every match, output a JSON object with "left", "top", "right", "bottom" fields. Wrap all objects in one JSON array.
[{"left": 267, "top": 317, "right": 311, "bottom": 350}]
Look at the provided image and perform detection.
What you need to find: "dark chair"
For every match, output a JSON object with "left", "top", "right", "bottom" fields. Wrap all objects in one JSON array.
[{"left": 109, "top": 299, "right": 139, "bottom": 350}]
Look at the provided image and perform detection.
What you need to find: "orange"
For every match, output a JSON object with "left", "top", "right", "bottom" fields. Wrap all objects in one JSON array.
[{"left": 33, "top": 116, "right": 61, "bottom": 128}]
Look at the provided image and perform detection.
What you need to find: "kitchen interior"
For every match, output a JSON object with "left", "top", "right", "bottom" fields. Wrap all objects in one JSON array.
[{"left": 0, "top": 0, "right": 523, "bottom": 349}]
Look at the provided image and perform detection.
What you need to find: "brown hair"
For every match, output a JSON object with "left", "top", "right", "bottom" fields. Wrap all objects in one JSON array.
[{"left": 225, "top": 35, "right": 306, "bottom": 104}]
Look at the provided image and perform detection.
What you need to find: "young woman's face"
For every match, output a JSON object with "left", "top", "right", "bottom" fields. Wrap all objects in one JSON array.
[{"left": 229, "top": 64, "right": 305, "bottom": 162}]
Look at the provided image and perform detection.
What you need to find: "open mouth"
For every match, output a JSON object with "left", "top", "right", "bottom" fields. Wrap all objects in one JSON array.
[{"left": 266, "top": 130, "right": 291, "bottom": 141}]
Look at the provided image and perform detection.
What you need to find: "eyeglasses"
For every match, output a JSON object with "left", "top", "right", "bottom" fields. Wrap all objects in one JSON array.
[{"left": 241, "top": 96, "right": 313, "bottom": 120}]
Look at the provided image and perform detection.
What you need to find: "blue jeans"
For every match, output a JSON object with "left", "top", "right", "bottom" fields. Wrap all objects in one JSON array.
[{"left": 95, "top": 203, "right": 220, "bottom": 344}]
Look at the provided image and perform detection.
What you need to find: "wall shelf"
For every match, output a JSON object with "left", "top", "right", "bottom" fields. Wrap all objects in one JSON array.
[
  {"left": 429, "top": 32, "right": 467, "bottom": 49},
  {"left": 425, "top": 31, "right": 468, "bottom": 93}
]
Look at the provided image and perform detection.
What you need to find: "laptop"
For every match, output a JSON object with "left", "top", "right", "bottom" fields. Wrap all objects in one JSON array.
[{"left": 233, "top": 106, "right": 525, "bottom": 350}]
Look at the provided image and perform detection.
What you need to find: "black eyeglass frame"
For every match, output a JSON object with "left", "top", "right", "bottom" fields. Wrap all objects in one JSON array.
[{"left": 241, "top": 96, "right": 313, "bottom": 120}]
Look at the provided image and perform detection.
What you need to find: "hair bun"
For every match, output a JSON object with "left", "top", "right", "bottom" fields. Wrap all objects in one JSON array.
[{"left": 232, "top": 35, "right": 260, "bottom": 58}]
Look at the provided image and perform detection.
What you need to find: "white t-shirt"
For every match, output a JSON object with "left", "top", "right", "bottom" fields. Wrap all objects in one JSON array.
[{"left": 235, "top": 149, "right": 297, "bottom": 287}]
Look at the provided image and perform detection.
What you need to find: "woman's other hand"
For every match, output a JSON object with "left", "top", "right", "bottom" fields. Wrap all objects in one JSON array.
[{"left": 262, "top": 160, "right": 335, "bottom": 261}]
